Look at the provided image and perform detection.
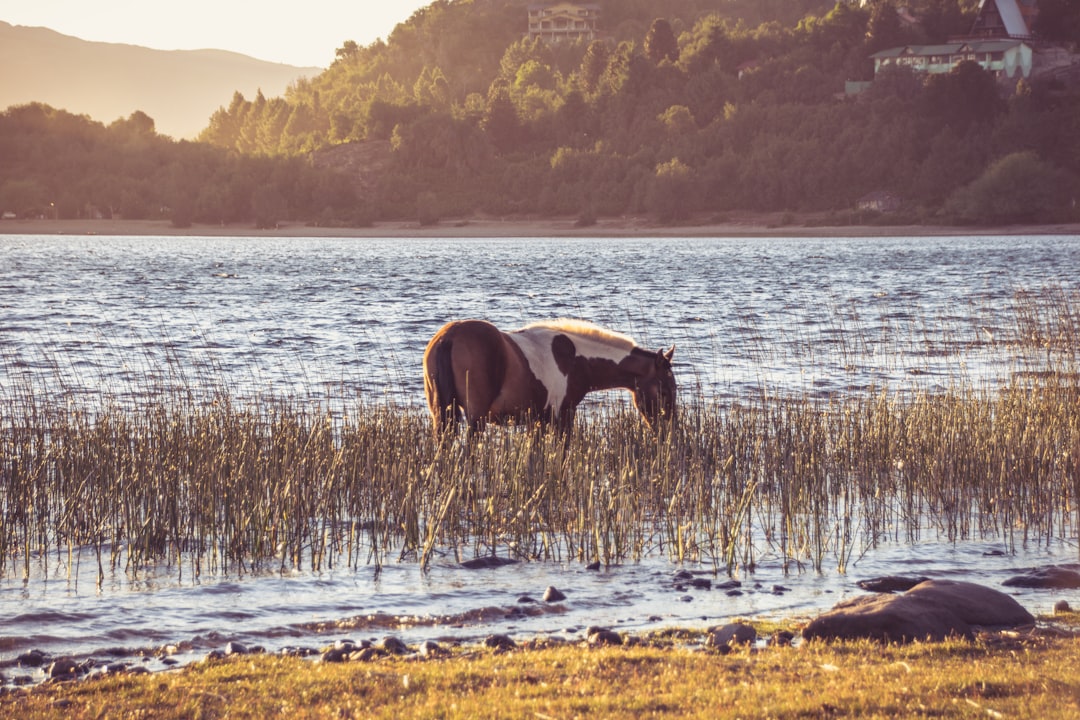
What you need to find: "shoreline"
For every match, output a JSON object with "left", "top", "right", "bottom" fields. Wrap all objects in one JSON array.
[{"left": 4, "top": 216, "right": 1080, "bottom": 239}]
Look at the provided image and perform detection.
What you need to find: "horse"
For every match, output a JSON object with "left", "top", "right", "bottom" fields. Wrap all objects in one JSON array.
[{"left": 423, "top": 319, "right": 676, "bottom": 435}]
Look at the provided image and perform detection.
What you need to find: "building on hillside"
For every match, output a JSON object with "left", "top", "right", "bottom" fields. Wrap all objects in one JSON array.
[
  {"left": 870, "top": 39, "right": 1034, "bottom": 80},
  {"left": 969, "top": 0, "right": 1038, "bottom": 40},
  {"left": 527, "top": 3, "right": 600, "bottom": 43},
  {"left": 856, "top": 191, "right": 902, "bottom": 213}
]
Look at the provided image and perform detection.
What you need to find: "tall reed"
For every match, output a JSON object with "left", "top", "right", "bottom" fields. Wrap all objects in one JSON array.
[{"left": 1, "top": 289, "right": 1078, "bottom": 582}]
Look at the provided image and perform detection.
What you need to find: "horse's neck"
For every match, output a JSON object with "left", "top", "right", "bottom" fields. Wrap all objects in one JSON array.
[{"left": 582, "top": 348, "right": 650, "bottom": 393}]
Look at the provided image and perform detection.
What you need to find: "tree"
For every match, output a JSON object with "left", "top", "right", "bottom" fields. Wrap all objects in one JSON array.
[
  {"left": 579, "top": 40, "right": 610, "bottom": 94},
  {"left": 648, "top": 157, "right": 695, "bottom": 222},
  {"left": 481, "top": 85, "right": 521, "bottom": 152},
  {"left": 922, "top": 60, "right": 1004, "bottom": 131},
  {"left": 866, "top": 0, "right": 904, "bottom": 54},
  {"left": 945, "top": 151, "right": 1077, "bottom": 224},
  {"left": 1033, "top": 0, "right": 1080, "bottom": 45},
  {"left": 644, "top": 19, "right": 679, "bottom": 64}
]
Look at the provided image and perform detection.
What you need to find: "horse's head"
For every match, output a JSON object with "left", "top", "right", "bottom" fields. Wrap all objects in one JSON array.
[{"left": 632, "top": 345, "right": 677, "bottom": 428}]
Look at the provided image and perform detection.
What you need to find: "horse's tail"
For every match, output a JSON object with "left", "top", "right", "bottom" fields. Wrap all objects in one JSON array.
[{"left": 430, "top": 338, "right": 461, "bottom": 433}]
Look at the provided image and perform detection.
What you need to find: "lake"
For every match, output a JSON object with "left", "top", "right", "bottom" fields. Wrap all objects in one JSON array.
[{"left": 1, "top": 233, "right": 1078, "bottom": 681}]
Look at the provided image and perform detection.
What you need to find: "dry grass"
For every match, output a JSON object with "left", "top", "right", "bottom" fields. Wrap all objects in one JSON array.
[
  {"left": 3, "top": 618, "right": 1079, "bottom": 719},
  {"left": 1, "top": 289, "right": 1079, "bottom": 582}
]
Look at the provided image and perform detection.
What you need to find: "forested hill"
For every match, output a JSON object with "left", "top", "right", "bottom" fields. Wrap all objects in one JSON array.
[{"left": 4, "top": 1, "right": 1080, "bottom": 228}]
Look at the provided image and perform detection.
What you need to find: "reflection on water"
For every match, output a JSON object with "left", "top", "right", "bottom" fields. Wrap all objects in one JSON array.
[{"left": 1, "top": 233, "right": 1079, "bottom": 679}]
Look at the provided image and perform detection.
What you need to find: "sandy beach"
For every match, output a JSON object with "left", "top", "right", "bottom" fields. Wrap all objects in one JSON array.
[{"left": 4, "top": 215, "right": 1080, "bottom": 238}]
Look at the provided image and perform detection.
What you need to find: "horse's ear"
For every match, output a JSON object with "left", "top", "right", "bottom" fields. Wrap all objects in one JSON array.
[{"left": 656, "top": 345, "right": 675, "bottom": 365}]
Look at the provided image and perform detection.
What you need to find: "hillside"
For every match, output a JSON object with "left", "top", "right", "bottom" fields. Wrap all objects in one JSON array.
[{"left": 0, "top": 21, "right": 321, "bottom": 139}]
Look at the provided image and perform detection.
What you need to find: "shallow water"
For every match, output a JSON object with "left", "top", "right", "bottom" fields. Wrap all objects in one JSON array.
[{"left": 2, "top": 234, "right": 1079, "bottom": 682}]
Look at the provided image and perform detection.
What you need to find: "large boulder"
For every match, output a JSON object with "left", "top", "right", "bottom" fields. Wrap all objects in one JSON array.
[{"left": 803, "top": 580, "right": 1034, "bottom": 644}]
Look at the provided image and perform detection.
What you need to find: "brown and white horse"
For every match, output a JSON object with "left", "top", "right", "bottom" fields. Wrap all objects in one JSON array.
[{"left": 423, "top": 319, "right": 676, "bottom": 434}]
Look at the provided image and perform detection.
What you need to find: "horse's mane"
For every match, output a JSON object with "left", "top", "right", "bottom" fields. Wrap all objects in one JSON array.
[{"left": 520, "top": 319, "right": 637, "bottom": 350}]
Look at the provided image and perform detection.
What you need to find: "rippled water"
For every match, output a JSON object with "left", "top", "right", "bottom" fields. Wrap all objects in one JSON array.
[{"left": 2, "top": 233, "right": 1079, "bottom": 682}]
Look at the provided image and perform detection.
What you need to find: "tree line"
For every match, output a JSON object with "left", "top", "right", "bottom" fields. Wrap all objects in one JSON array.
[{"left": 3, "top": 1, "right": 1080, "bottom": 227}]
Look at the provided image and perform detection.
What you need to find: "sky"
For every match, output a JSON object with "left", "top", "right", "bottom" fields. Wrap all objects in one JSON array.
[{"left": 1, "top": 0, "right": 432, "bottom": 68}]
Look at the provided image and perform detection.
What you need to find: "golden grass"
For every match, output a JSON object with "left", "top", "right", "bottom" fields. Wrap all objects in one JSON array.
[{"left": 3, "top": 620, "right": 1079, "bottom": 719}]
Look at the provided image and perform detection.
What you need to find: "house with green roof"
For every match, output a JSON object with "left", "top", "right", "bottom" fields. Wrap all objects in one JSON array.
[{"left": 870, "top": 39, "right": 1033, "bottom": 80}]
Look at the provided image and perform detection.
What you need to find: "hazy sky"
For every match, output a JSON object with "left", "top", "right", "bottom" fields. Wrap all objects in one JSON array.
[{"left": 2, "top": 0, "right": 431, "bottom": 68}]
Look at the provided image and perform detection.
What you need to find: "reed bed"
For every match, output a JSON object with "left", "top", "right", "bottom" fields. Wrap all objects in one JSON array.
[{"left": 1, "top": 290, "right": 1078, "bottom": 583}]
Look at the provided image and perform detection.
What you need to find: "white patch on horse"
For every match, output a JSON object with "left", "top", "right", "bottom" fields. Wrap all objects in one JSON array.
[
  {"left": 509, "top": 325, "right": 634, "bottom": 412},
  {"left": 508, "top": 328, "right": 568, "bottom": 412}
]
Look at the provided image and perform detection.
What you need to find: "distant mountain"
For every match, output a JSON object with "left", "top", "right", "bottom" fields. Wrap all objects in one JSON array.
[{"left": 0, "top": 21, "right": 322, "bottom": 139}]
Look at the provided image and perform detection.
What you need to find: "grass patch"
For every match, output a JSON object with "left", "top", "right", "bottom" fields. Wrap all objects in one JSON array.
[{"left": 3, "top": 626, "right": 1079, "bottom": 719}]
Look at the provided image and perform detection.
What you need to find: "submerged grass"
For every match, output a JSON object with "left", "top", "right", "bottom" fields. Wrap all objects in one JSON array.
[
  {"left": 1, "top": 289, "right": 1079, "bottom": 581},
  {"left": 4, "top": 619, "right": 1080, "bottom": 719}
]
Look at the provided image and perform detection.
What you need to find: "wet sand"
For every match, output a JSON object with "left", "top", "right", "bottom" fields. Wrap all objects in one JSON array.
[{"left": 4, "top": 215, "right": 1080, "bottom": 238}]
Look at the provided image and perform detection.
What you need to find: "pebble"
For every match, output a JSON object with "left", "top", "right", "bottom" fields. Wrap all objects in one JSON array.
[
  {"left": 587, "top": 628, "right": 623, "bottom": 646},
  {"left": 708, "top": 622, "right": 757, "bottom": 648},
  {"left": 543, "top": 586, "right": 567, "bottom": 602},
  {"left": 419, "top": 640, "right": 446, "bottom": 658},
  {"left": 483, "top": 634, "right": 516, "bottom": 651},
  {"left": 47, "top": 658, "right": 79, "bottom": 679},
  {"left": 17, "top": 650, "right": 47, "bottom": 667},
  {"left": 320, "top": 647, "right": 350, "bottom": 663},
  {"left": 1054, "top": 600, "right": 1072, "bottom": 614},
  {"left": 376, "top": 636, "right": 409, "bottom": 655}
]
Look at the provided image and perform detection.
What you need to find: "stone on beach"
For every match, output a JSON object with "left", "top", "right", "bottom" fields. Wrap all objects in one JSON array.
[
  {"left": 708, "top": 622, "right": 757, "bottom": 648},
  {"left": 1002, "top": 565, "right": 1080, "bottom": 589},
  {"left": 803, "top": 579, "right": 1034, "bottom": 644}
]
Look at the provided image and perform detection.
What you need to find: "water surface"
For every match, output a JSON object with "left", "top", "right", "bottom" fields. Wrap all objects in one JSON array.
[{"left": 2, "top": 233, "right": 1079, "bottom": 681}]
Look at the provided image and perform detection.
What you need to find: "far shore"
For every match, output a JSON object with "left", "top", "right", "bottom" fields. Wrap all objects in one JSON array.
[{"left": 4, "top": 215, "right": 1080, "bottom": 239}]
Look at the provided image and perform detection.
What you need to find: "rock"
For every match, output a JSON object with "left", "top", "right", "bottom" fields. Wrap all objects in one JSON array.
[
  {"left": 586, "top": 628, "right": 623, "bottom": 646},
  {"left": 47, "top": 658, "right": 79, "bottom": 679},
  {"left": 1054, "top": 600, "right": 1072, "bottom": 614},
  {"left": 461, "top": 556, "right": 519, "bottom": 570},
  {"left": 689, "top": 578, "right": 712, "bottom": 590},
  {"left": 376, "top": 636, "right": 409, "bottom": 655},
  {"left": 1002, "top": 565, "right": 1080, "bottom": 589},
  {"left": 716, "top": 580, "right": 742, "bottom": 590},
  {"left": 419, "top": 640, "right": 447, "bottom": 658},
  {"left": 320, "top": 647, "right": 350, "bottom": 663},
  {"left": 585, "top": 561, "right": 601, "bottom": 571},
  {"left": 483, "top": 634, "right": 516, "bottom": 651},
  {"left": 224, "top": 641, "right": 248, "bottom": 656},
  {"left": 803, "top": 580, "right": 1035, "bottom": 644},
  {"left": 203, "top": 650, "right": 226, "bottom": 662},
  {"left": 349, "top": 647, "right": 380, "bottom": 662},
  {"left": 856, "top": 576, "right": 930, "bottom": 593},
  {"left": 772, "top": 585, "right": 791, "bottom": 594},
  {"left": 16, "top": 650, "right": 47, "bottom": 667},
  {"left": 517, "top": 595, "right": 537, "bottom": 604},
  {"left": 543, "top": 586, "right": 567, "bottom": 602},
  {"left": 709, "top": 622, "right": 757, "bottom": 647},
  {"left": 770, "top": 630, "right": 795, "bottom": 647}
]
